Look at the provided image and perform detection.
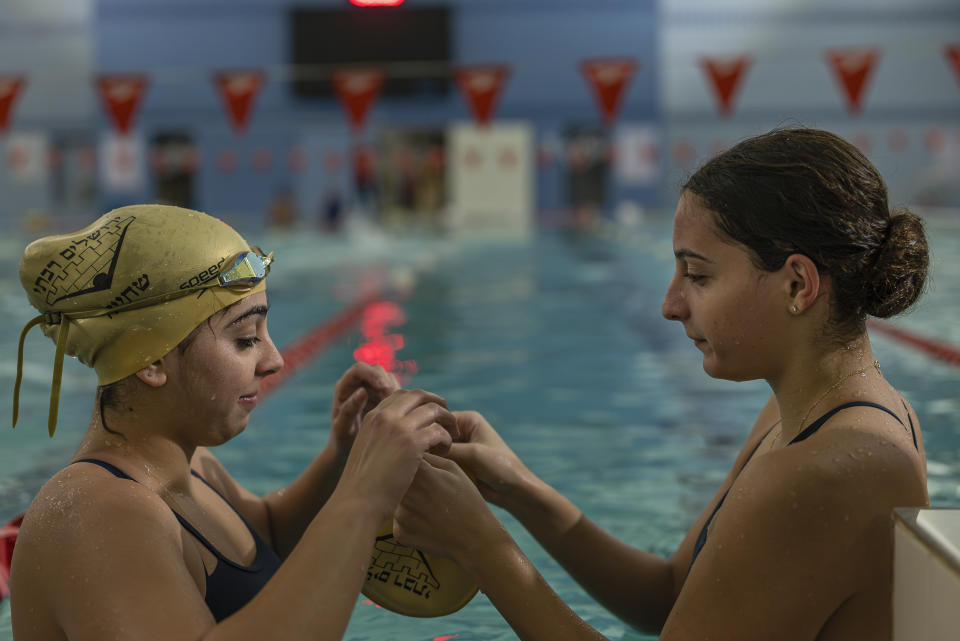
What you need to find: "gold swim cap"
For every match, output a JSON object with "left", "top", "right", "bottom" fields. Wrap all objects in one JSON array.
[
  {"left": 363, "top": 518, "right": 479, "bottom": 617},
  {"left": 14, "top": 204, "right": 271, "bottom": 437}
]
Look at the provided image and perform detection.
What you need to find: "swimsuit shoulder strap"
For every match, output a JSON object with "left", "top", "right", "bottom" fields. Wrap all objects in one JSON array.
[
  {"left": 70, "top": 458, "right": 264, "bottom": 570},
  {"left": 73, "top": 457, "right": 136, "bottom": 480},
  {"left": 901, "top": 400, "right": 919, "bottom": 451},
  {"left": 687, "top": 419, "right": 780, "bottom": 574},
  {"left": 788, "top": 401, "right": 905, "bottom": 445}
]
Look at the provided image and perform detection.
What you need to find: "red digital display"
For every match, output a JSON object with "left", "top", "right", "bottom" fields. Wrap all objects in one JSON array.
[{"left": 350, "top": 0, "right": 406, "bottom": 6}]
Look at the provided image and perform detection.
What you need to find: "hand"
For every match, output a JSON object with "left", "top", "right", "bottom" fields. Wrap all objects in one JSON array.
[
  {"left": 330, "top": 363, "right": 400, "bottom": 463},
  {"left": 394, "top": 453, "right": 512, "bottom": 567},
  {"left": 446, "top": 411, "right": 539, "bottom": 512},
  {"left": 337, "top": 389, "right": 459, "bottom": 522}
]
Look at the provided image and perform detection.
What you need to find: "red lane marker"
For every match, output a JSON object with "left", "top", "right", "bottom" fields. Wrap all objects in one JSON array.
[
  {"left": 261, "top": 295, "right": 379, "bottom": 398},
  {"left": 0, "top": 513, "right": 24, "bottom": 601},
  {"left": 868, "top": 319, "right": 960, "bottom": 367}
]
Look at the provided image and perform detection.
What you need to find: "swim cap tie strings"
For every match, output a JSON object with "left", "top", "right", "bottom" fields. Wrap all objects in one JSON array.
[
  {"left": 13, "top": 311, "right": 87, "bottom": 438},
  {"left": 12, "top": 314, "right": 47, "bottom": 431}
]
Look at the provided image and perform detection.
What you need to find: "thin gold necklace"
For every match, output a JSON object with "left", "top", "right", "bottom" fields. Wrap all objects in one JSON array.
[{"left": 798, "top": 359, "right": 881, "bottom": 430}]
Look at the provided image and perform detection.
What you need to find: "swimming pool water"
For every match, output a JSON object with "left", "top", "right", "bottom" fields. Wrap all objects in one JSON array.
[{"left": 1, "top": 210, "right": 959, "bottom": 640}]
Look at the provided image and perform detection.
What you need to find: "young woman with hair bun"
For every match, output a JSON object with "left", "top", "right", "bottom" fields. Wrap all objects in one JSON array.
[{"left": 396, "top": 128, "right": 930, "bottom": 640}]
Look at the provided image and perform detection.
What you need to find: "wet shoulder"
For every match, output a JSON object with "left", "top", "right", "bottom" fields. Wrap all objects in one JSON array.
[
  {"left": 11, "top": 464, "right": 187, "bottom": 627},
  {"left": 741, "top": 403, "right": 927, "bottom": 517},
  {"left": 16, "top": 464, "right": 184, "bottom": 566}
]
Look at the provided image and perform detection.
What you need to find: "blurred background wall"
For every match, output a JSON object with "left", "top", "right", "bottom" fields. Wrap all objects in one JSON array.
[{"left": 0, "top": 0, "right": 957, "bottom": 232}]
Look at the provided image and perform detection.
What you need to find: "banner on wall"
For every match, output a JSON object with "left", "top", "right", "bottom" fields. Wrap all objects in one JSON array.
[
  {"left": 213, "top": 70, "right": 265, "bottom": 134},
  {"left": 580, "top": 58, "right": 638, "bottom": 126},
  {"left": 100, "top": 131, "right": 145, "bottom": 193},
  {"left": 0, "top": 76, "right": 26, "bottom": 134},
  {"left": 615, "top": 125, "right": 660, "bottom": 186},
  {"left": 6, "top": 131, "right": 49, "bottom": 184},
  {"left": 699, "top": 55, "right": 751, "bottom": 117},
  {"left": 946, "top": 45, "right": 960, "bottom": 87},
  {"left": 824, "top": 48, "right": 880, "bottom": 115},
  {"left": 453, "top": 65, "right": 511, "bottom": 127},
  {"left": 332, "top": 68, "right": 385, "bottom": 131},
  {"left": 95, "top": 74, "right": 148, "bottom": 134}
]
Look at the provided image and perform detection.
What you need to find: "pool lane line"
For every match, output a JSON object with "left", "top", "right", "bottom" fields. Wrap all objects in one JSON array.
[
  {"left": 260, "top": 293, "right": 381, "bottom": 399},
  {"left": 868, "top": 319, "right": 960, "bottom": 367}
]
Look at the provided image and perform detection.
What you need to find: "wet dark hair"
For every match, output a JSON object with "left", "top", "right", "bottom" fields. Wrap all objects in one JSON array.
[{"left": 683, "top": 127, "right": 928, "bottom": 340}]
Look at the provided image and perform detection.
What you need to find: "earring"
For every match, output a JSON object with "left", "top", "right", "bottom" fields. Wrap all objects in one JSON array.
[{"left": 790, "top": 305, "right": 799, "bottom": 313}]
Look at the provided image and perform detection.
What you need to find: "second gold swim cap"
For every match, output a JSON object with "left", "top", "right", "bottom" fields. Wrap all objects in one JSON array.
[
  {"left": 14, "top": 204, "right": 270, "bottom": 436},
  {"left": 363, "top": 518, "right": 479, "bottom": 617}
]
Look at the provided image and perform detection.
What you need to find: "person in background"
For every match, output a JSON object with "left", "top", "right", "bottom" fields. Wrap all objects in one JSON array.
[
  {"left": 396, "top": 128, "right": 930, "bottom": 641},
  {"left": 10, "top": 204, "right": 457, "bottom": 641}
]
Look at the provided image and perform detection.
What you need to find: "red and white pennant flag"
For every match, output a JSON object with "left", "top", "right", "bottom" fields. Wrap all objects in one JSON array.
[
  {"left": 213, "top": 70, "right": 265, "bottom": 135},
  {"left": 0, "top": 75, "right": 26, "bottom": 134},
  {"left": 580, "top": 58, "right": 638, "bottom": 125},
  {"left": 824, "top": 48, "right": 881, "bottom": 115},
  {"left": 95, "top": 74, "right": 148, "bottom": 135},
  {"left": 945, "top": 44, "right": 960, "bottom": 88},
  {"left": 699, "top": 55, "right": 751, "bottom": 117},
  {"left": 454, "top": 65, "right": 510, "bottom": 127},
  {"left": 332, "top": 68, "right": 385, "bottom": 131}
]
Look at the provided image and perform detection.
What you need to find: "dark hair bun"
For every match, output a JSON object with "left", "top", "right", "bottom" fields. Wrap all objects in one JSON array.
[{"left": 861, "top": 208, "right": 928, "bottom": 318}]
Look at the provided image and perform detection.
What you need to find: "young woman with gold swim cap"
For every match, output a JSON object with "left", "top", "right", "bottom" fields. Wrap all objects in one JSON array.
[
  {"left": 9, "top": 204, "right": 458, "bottom": 640},
  {"left": 394, "top": 128, "right": 931, "bottom": 641}
]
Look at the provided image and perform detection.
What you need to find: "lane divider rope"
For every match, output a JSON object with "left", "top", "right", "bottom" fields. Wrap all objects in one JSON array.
[
  {"left": 868, "top": 319, "right": 960, "bottom": 367},
  {"left": 260, "top": 293, "right": 380, "bottom": 399}
]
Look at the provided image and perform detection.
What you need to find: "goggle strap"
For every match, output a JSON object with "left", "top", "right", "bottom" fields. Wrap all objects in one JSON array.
[
  {"left": 12, "top": 315, "right": 45, "bottom": 429},
  {"left": 48, "top": 319, "right": 69, "bottom": 438}
]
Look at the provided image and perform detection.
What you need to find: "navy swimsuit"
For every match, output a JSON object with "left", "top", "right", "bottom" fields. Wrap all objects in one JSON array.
[
  {"left": 688, "top": 401, "right": 919, "bottom": 574},
  {"left": 73, "top": 458, "right": 283, "bottom": 622}
]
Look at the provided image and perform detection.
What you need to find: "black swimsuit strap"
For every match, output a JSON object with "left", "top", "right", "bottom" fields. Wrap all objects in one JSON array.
[
  {"left": 688, "top": 400, "right": 918, "bottom": 575},
  {"left": 902, "top": 400, "right": 919, "bottom": 451},
  {"left": 789, "top": 401, "right": 904, "bottom": 445},
  {"left": 74, "top": 457, "right": 133, "bottom": 479},
  {"left": 72, "top": 458, "right": 264, "bottom": 572}
]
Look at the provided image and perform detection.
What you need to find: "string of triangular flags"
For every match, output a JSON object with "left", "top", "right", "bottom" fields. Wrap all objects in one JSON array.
[{"left": 0, "top": 44, "right": 956, "bottom": 137}]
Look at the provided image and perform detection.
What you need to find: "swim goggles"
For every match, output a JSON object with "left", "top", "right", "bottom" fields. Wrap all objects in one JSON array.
[
  {"left": 214, "top": 250, "right": 273, "bottom": 288},
  {"left": 12, "top": 249, "right": 273, "bottom": 437}
]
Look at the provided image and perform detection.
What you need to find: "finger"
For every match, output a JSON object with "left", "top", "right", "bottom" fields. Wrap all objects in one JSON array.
[
  {"left": 404, "top": 402, "right": 459, "bottom": 441},
  {"left": 333, "top": 363, "right": 389, "bottom": 404},
  {"left": 419, "top": 422, "right": 454, "bottom": 457},
  {"left": 445, "top": 442, "right": 482, "bottom": 471},
  {"left": 378, "top": 388, "right": 451, "bottom": 418},
  {"left": 428, "top": 441, "right": 451, "bottom": 456},
  {"left": 354, "top": 363, "right": 400, "bottom": 399},
  {"left": 332, "top": 387, "right": 367, "bottom": 430},
  {"left": 332, "top": 367, "right": 364, "bottom": 406},
  {"left": 452, "top": 410, "right": 487, "bottom": 441},
  {"left": 423, "top": 452, "right": 462, "bottom": 473},
  {"left": 368, "top": 364, "right": 401, "bottom": 396}
]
